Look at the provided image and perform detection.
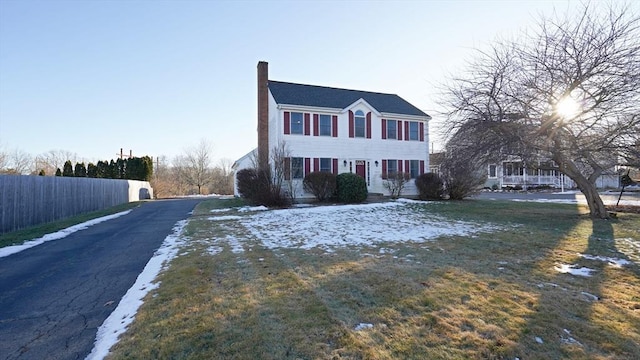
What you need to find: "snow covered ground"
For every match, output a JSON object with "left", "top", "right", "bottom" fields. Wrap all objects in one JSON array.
[{"left": 1, "top": 194, "right": 637, "bottom": 359}]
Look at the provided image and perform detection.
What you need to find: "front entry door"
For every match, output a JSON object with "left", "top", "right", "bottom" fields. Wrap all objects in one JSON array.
[{"left": 355, "top": 160, "right": 366, "bottom": 179}]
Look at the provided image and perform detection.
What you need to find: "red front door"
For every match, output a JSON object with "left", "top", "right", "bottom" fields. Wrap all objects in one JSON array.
[{"left": 355, "top": 160, "right": 366, "bottom": 179}]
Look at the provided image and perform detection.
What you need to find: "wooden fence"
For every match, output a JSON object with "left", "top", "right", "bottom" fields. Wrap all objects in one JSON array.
[{"left": 0, "top": 175, "right": 153, "bottom": 234}]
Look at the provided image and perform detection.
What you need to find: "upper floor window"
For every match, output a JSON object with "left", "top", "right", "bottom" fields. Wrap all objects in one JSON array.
[
  {"left": 354, "top": 110, "right": 365, "bottom": 138},
  {"left": 319, "top": 114, "right": 331, "bottom": 136},
  {"left": 290, "top": 112, "right": 303, "bottom": 134},
  {"left": 409, "top": 122, "right": 419, "bottom": 141},
  {"left": 386, "top": 120, "right": 397, "bottom": 139}
]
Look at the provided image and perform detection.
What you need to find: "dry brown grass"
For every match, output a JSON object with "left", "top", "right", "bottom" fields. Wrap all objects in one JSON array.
[{"left": 107, "top": 199, "right": 640, "bottom": 359}]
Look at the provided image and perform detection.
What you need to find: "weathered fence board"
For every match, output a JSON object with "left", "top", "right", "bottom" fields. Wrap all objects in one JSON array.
[{"left": 0, "top": 175, "right": 153, "bottom": 234}]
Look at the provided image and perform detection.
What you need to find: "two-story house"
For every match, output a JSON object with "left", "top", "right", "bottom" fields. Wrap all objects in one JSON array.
[{"left": 233, "top": 62, "right": 432, "bottom": 198}]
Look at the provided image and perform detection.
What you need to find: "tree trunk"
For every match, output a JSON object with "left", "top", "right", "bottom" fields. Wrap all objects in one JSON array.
[
  {"left": 555, "top": 154, "right": 609, "bottom": 219},
  {"left": 564, "top": 168, "right": 609, "bottom": 219}
]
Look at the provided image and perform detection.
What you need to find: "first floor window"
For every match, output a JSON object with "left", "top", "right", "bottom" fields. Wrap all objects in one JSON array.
[
  {"left": 489, "top": 164, "right": 497, "bottom": 178},
  {"left": 292, "top": 157, "right": 303, "bottom": 179},
  {"left": 320, "top": 158, "right": 331, "bottom": 173},
  {"left": 319, "top": 115, "right": 331, "bottom": 136},
  {"left": 387, "top": 159, "right": 398, "bottom": 176},
  {"left": 409, "top": 160, "right": 420, "bottom": 178},
  {"left": 290, "top": 112, "right": 303, "bottom": 134}
]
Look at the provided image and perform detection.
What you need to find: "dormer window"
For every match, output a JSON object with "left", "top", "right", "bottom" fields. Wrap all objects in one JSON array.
[{"left": 354, "top": 110, "right": 366, "bottom": 138}]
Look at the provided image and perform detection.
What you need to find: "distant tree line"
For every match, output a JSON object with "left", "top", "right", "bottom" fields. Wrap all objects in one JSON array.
[{"left": 55, "top": 156, "right": 153, "bottom": 181}]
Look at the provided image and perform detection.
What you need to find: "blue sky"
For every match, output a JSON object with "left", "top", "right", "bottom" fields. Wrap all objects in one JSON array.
[{"left": 0, "top": 0, "right": 611, "bottom": 165}]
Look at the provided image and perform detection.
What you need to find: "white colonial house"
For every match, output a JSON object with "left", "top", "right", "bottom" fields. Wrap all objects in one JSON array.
[{"left": 233, "top": 62, "right": 432, "bottom": 198}]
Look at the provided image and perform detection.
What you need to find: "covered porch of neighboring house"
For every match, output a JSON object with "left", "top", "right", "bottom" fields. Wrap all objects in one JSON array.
[
  {"left": 486, "top": 161, "right": 574, "bottom": 190},
  {"left": 486, "top": 160, "right": 621, "bottom": 190}
]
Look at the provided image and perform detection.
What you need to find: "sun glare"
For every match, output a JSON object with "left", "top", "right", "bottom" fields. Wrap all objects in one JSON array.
[{"left": 555, "top": 96, "right": 581, "bottom": 119}]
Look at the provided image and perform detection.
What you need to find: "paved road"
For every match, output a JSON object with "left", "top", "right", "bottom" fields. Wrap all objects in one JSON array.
[{"left": 0, "top": 198, "right": 202, "bottom": 360}]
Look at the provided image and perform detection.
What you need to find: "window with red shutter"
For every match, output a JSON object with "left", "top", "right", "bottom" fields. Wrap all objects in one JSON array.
[
  {"left": 284, "top": 112, "right": 290, "bottom": 135},
  {"left": 349, "top": 110, "right": 354, "bottom": 138},
  {"left": 304, "top": 113, "right": 311, "bottom": 136},
  {"left": 313, "top": 114, "right": 319, "bottom": 136},
  {"left": 332, "top": 116, "right": 338, "bottom": 137},
  {"left": 381, "top": 119, "right": 387, "bottom": 139}
]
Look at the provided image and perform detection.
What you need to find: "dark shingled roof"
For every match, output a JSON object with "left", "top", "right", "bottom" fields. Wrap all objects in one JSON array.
[{"left": 268, "top": 81, "right": 429, "bottom": 117}]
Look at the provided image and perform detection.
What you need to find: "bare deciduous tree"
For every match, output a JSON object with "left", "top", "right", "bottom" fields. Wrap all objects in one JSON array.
[
  {"left": 35, "top": 149, "right": 79, "bottom": 175},
  {"left": 441, "top": 3, "right": 640, "bottom": 218},
  {"left": 175, "top": 139, "right": 214, "bottom": 195},
  {"left": 383, "top": 172, "right": 411, "bottom": 199},
  {"left": 0, "top": 148, "right": 33, "bottom": 174}
]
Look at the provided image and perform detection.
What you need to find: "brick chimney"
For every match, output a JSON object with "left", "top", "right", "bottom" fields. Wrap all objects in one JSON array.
[{"left": 257, "top": 61, "right": 269, "bottom": 170}]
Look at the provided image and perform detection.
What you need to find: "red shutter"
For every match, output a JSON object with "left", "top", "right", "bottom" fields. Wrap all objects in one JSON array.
[
  {"left": 419, "top": 122, "right": 424, "bottom": 142},
  {"left": 420, "top": 160, "right": 425, "bottom": 175},
  {"left": 304, "top": 113, "right": 311, "bottom": 136},
  {"left": 332, "top": 158, "right": 338, "bottom": 175},
  {"left": 314, "top": 158, "right": 319, "bottom": 172},
  {"left": 382, "top": 159, "right": 387, "bottom": 178},
  {"left": 366, "top": 112, "right": 372, "bottom": 139},
  {"left": 382, "top": 119, "right": 387, "bottom": 139},
  {"left": 304, "top": 158, "right": 311, "bottom": 177},
  {"left": 284, "top": 157, "right": 291, "bottom": 180},
  {"left": 397, "top": 121, "right": 403, "bottom": 140},
  {"left": 405, "top": 160, "right": 410, "bottom": 173},
  {"left": 398, "top": 160, "right": 403, "bottom": 173},
  {"left": 348, "top": 110, "right": 354, "bottom": 138},
  {"left": 313, "top": 114, "right": 319, "bottom": 136},
  {"left": 332, "top": 115, "right": 338, "bottom": 137},
  {"left": 404, "top": 122, "right": 409, "bottom": 141},
  {"left": 284, "top": 112, "right": 290, "bottom": 135}
]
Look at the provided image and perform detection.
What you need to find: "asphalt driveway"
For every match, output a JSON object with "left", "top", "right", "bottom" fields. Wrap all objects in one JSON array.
[{"left": 0, "top": 198, "right": 202, "bottom": 360}]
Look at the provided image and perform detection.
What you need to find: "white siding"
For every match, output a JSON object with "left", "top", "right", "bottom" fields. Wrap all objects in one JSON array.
[{"left": 269, "top": 93, "right": 430, "bottom": 197}]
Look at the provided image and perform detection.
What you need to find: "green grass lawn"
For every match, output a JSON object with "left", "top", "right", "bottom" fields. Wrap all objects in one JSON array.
[{"left": 106, "top": 198, "right": 639, "bottom": 359}]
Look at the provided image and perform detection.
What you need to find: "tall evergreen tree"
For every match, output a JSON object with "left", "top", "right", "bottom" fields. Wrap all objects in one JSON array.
[
  {"left": 74, "top": 162, "right": 87, "bottom": 177},
  {"left": 62, "top": 160, "right": 74, "bottom": 177},
  {"left": 87, "top": 163, "right": 97, "bottom": 178}
]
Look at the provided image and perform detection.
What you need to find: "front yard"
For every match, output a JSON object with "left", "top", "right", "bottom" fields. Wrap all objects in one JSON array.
[{"left": 107, "top": 198, "right": 640, "bottom": 359}]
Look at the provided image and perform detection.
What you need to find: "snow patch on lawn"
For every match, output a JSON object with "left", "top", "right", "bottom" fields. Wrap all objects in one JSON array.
[
  {"left": 208, "top": 215, "right": 242, "bottom": 221},
  {"left": 554, "top": 264, "right": 594, "bottom": 277},
  {"left": 0, "top": 210, "right": 132, "bottom": 258},
  {"left": 86, "top": 220, "right": 189, "bottom": 360},
  {"left": 580, "top": 253, "right": 630, "bottom": 267},
  {"left": 238, "top": 205, "right": 269, "bottom": 212},
  {"left": 241, "top": 201, "right": 500, "bottom": 251}
]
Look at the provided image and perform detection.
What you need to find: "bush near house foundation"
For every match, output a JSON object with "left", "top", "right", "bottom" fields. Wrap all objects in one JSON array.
[
  {"left": 303, "top": 172, "right": 337, "bottom": 202},
  {"left": 416, "top": 173, "right": 445, "bottom": 200},
  {"left": 336, "top": 173, "right": 367, "bottom": 203},
  {"left": 236, "top": 168, "right": 290, "bottom": 207}
]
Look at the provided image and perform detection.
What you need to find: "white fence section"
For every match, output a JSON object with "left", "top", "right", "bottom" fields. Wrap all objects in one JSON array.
[{"left": 0, "top": 175, "right": 153, "bottom": 234}]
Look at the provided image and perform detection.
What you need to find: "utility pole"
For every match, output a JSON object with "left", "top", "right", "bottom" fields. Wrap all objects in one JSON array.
[{"left": 116, "top": 148, "right": 133, "bottom": 159}]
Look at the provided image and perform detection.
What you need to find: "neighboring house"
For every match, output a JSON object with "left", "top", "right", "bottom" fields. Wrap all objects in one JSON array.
[
  {"left": 234, "top": 61, "right": 432, "bottom": 198},
  {"left": 484, "top": 156, "right": 620, "bottom": 190}
]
